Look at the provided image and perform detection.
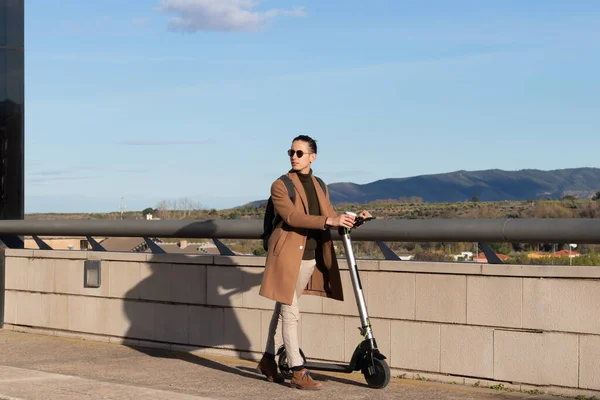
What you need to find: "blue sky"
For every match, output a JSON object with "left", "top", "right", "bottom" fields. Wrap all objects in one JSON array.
[{"left": 24, "top": 0, "right": 600, "bottom": 213}]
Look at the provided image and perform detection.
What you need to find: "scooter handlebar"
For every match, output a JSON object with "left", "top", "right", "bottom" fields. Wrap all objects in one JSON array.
[{"left": 338, "top": 215, "right": 375, "bottom": 235}]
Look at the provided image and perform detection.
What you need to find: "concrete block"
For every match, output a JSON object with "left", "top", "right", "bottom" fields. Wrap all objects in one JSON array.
[
  {"left": 523, "top": 278, "right": 600, "bottom": 334},
  {"left": 494, "top": 330, "right": 578, "bottom": 387},
  {"left": 28, "top": 258, "right": 56, "bottom": 293},
  {"left": 352, "top": 259, "right": 380, "bottom": 271},
  {"left": 580, "top": 335, "right": 600, "bottom": 390},
  {"left": 68, "top": 295, "right": 100, "bottom": 333},
  {"left": 15, "top": 292, "right": 42, "bottom": 327},
  {"left": 3, "top": 290, "right": 17, "bottom": 324},
  {"left": 5, "top": 256, "right": 29, "bottom": 290},
  {"left": 100, "top": 298, "right": 130, "bottom": 338},
  {"left": 155, "top": 304, "right": 189, "bottom": 344},
  {"left": 137, "top": 340, "right": 170, "bottom": 351},
  {"left": 147, "top": 253, "right": 213, "bottom": 265},
  {"left": 171, "top": 264, "right": 206, "bottom": 305},
  {"left": 215, "top": 256, "right": 265, "bottom": 267},
  {"left": 139, "top": 263, "right": 171, "bottom": 302},
  {"left": 344, "top": 317, "right": 390, "bottom": 363},
  {"left": 56, "top": 331, "right": 108, "bottom": 343},
  {"left": 223, "top": 308, "right": 262, "bottom": 352},
  {"left": 33, "top": 250, "right": 86, "bottom": 259},
  {"left": 206, "top": 266, "right": 243, "bottom": 307},
  {"left": 440, "top": 325, "right": 493, "bottom": 379},
  {"left": 367, "top": 271, "right": 415, "bottom": 320},
  {"left": 298, "top": 293, "right": 322, "bottom": 314},
  {"left": 301, "top": 314, "right": 345, "bottom": 362},
  {"left": 323, "top": 270, "right": 368, "bottom": 317},
  {"left": 240, "top": 267, "right": 273, "bottom": 310},
  {"left": 482, "top": 264, "right": 600, "bottom": 279},
  {"left": 41, "top": 294, "right": 69, "bottom": 330},
  {"left": 543, "top": 333, "right": 579, "bottom": 387},
  {"left": 120, "top": 300, "right": 155, "bottom": 341},
  {"left": 88, "top": 251, "right": 148, "bottom": 262},
  {"left": 189, "top": 306, "right": 224, "bottom": 348},
  {"left": 54, "top": 260, "right": 83, "bottom": 295},
  {"left": 109, "top": 337, "right": 139, "bottom": 347},
  {"left": 9, "top": 326, "right": 55, "bottom": 338},
  {"left": 466, "top": 276, "right": 522, "bottom": 328},
  {"left": 416, "top": 274, "right": 467, "bottom": 323},
  {"left": 108, "top": 261, "right": 141, "bottom": 299},
  {"left": 4, "top": 249, "right": 34, "bottom": 257},
  {"left": 379, "top": 260, "right": 482, "bottom": 275},
  {"left": 390, "top": 321, "right": 440, "bottom": 372}
]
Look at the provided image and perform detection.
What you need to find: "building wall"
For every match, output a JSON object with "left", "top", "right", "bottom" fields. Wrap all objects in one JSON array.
[
  {"left": 0, "top": 0, "right": 24, "bottom": 221},
  {"left": 3, "top": 249, "right": 600, "bottom": 396}
]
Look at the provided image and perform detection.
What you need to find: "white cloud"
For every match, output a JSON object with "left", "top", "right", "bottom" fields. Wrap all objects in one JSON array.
[
  {"left": 132, "top": 17, "right": 149, "bottom": 26},
  {"left": 159, "top": 0, "right": 306, "bottom": 32},
  {"left": 119, "top": 139, "right": 217, "bottom": 146}
]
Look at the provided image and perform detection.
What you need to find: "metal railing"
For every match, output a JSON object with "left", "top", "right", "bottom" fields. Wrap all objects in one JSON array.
[{"left": 1, "top": 218, "right": 600, "bottom": 243}]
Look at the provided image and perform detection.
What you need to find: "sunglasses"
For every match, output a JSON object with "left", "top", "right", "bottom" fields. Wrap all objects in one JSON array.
[{"left": 288, "top": 149, "right": 313, "bottom": 158}]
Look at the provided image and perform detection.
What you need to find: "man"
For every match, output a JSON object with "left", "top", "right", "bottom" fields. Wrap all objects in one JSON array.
[{"left": 257, "top": 135, "right": 371, "bottom": 390}]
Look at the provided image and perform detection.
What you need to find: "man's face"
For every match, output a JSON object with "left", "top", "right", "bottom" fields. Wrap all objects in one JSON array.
[{"left": 289, "top": 140, "right": 316, "bottom": 173}]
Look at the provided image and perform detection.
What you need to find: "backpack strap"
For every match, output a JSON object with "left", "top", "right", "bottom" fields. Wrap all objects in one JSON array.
[
  {"left": 279, "top": 175, "right": 295, "bottom": 204},
  {"left": 314, "top": 176, "right": 327, "bottom": 196}
]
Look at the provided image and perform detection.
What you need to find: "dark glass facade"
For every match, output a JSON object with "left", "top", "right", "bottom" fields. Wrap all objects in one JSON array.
[{"left": 0, "top": 0, "right": 24, "bottom": 223}]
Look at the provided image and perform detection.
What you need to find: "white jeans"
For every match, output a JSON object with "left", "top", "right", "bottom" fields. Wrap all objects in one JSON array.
[{"left": 264, "top": 259, "right": 316, "bottom": 368}]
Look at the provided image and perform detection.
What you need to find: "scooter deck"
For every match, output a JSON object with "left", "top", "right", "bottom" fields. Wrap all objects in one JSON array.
[{"left": 303, "top": 361, "right": 354, "bottom": 373}]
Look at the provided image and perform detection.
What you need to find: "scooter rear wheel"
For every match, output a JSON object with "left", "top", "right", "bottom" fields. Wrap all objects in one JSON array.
[
  {"left": 362, "top": 358, "right": 391, "bottom": 389},
  {"left": 277, "top": 347, "right": 307, "bottom": 379}
]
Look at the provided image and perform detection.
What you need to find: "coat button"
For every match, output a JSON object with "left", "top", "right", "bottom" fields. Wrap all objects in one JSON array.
[{"left": 299, "top": 246, "right": 303, "bottom": 250}]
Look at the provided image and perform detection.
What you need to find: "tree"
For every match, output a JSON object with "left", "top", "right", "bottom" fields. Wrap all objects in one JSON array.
[
  {"left": 487, "top": 242, "right": 512, "bottom": 255},
  {"left": 593, "top": 191, "right": 600, "bottom": 201},
  {"left": 142, "top": 207, "right": 154, "bottom": 215},
  {"left": 155, "top": 197, "right": 202, "bottom": 219},
  {"left": 471, "top": 194, "right": 480, "bottom": 203},
  {"left": 253, "top": 247, "right": 267, "bottom": 256}
]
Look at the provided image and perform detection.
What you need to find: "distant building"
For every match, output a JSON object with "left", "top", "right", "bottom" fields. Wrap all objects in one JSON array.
[
  {"left": 24, "top": 236, "right": 99, "bottom": 251},
  {"left": 553, "top": 249, "right": 581, "bottom": 258},
  {"left": 471, "top": 252, "right": 512, "bottom": 263}
]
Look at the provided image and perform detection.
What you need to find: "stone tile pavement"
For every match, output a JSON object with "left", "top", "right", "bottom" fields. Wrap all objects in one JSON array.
[{"left": 0, "top": 330, "right": 576, "bottom": 400}]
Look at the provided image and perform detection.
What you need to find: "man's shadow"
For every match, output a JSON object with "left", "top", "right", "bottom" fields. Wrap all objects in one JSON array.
[{"left": 120, "top": 220, "right": 271, "bottom": 382}]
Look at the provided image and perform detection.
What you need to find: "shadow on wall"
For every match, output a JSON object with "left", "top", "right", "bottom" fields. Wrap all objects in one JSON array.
[{"left": 122, "top": 220, "right": 265, "bottom": 380}]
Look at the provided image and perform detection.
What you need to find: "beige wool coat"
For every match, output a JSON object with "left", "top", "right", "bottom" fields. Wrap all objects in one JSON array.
[{"left": 259, "top": 172, "right": 344, "bottom": 306}]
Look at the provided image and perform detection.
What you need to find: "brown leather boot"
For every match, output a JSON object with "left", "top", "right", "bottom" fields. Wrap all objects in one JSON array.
[
  {"left": 257, "top": 356, "right": 284, "bottom": 383},
  {"left": 290, "top": 368, "right": 323, "bottom": 390}
]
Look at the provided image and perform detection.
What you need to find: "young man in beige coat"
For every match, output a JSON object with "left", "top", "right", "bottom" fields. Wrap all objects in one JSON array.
[{"left": 257, "top": 135, "right": 371, "bottom": 390}]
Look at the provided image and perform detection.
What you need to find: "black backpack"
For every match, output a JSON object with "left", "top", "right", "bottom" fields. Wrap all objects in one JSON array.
[{"left": 261, "top": 175, "right": 327, "bottom": 251}]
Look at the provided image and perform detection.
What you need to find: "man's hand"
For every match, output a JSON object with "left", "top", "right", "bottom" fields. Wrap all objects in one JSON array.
[
  {"left": 326, "top": 213, "right": 355, "bottom": 229},
  {"left": 357, "top": 210, "right": 372, "bottom": 219}
]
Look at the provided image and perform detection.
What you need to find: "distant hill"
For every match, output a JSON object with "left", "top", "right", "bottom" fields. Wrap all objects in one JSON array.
[{"left": 247, "top": 168, "right": 600, "bottom": 206}]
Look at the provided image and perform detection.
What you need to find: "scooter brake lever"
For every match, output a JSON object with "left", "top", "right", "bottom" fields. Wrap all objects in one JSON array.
[{"left": 353, "top": 216, "right": 375, "bottom": 228}]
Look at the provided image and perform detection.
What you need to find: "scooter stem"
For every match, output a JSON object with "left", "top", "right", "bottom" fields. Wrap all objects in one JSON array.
[{"left": 339, "top": 227, "right": 373, "bottom": 340}]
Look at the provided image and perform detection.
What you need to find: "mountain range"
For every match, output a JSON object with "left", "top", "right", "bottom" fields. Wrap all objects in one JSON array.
[{"left": 248, "top": 168, "right": 600, "bottom": 206}]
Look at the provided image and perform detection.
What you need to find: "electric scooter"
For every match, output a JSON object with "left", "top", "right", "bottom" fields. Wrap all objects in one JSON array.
[{"left": 276, "top": 212, "right": 391, "bottom": 389}]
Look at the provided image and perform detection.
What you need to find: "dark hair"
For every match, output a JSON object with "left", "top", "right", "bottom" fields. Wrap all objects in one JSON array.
[{"left": 292, "top": 135, "right": 317, "bottom": 154}]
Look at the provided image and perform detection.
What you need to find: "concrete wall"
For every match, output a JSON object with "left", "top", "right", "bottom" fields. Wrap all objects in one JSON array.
[{"left": 3, "top": 248, "right": 600, "bottom": 396}]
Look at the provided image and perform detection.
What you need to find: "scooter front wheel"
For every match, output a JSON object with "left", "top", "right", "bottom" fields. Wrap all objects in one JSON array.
[{"left": 362, "top": 358, "right": 391, "bottom": 389}]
